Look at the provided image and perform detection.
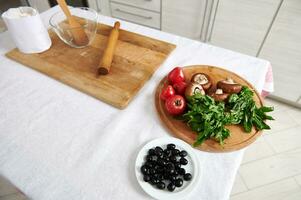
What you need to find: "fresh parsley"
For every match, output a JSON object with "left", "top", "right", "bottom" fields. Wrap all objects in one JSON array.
[{"left": 182, "top": 86, "right": 274, "bottom": 146}]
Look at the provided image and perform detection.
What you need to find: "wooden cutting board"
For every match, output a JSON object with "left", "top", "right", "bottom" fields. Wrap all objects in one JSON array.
[
  {"left": 6, "top": 23, "right": 176, "bottom": 109},
  {"left": 155, "top": 65, "right": 264, "bottom": 152}
]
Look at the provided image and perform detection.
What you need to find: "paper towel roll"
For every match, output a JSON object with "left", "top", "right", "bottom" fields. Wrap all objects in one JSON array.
[{"left": 2, "top": 7, "right": 52, "bottom": 54}]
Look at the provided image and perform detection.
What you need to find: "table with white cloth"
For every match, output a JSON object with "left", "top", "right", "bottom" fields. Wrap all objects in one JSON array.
[{"left": 0, "top": 6, "right": 274, "bottom": 200}]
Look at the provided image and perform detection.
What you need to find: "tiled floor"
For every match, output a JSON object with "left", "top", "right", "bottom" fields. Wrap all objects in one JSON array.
[
  {"left": 0, "top": 98, "right": 300, "bottom": 199},
  {"left": 0, "top": 176, "right": 27, "bottom": 200},
  {"left": 230, "top": 98, "right": 301, "bottom": 200}
]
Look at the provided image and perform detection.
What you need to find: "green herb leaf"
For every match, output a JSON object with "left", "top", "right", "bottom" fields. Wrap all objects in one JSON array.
[{"left": 181, "top": 86, "right": 274, "bottom": 146}]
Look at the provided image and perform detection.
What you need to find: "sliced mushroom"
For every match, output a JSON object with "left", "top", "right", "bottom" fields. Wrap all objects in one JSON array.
[
  {"left": 217, "top": 78, "right": 242, "bottom": 94},
  {"left": 185, "top": 82, "right": 205, "bottom": 97},
  {"left": 210, "top": 89, "right": 229, "bottom": 102},
  {"left": 190, "top": 73, "right": 212, "bottom": 90}
]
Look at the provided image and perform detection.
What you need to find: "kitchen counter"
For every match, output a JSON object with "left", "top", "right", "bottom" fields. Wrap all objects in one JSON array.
[{"left": 0, "top": 6, "right": 273, "bottom": 200}]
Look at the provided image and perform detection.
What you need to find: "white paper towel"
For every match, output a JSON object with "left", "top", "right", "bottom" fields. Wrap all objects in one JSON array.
[{"left": 2, "top": 7, "right": 51, "bottom": 54}]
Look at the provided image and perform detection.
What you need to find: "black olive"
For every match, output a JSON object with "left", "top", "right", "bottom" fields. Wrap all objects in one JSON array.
[
  {"left": 154, "top": 166, "right": 164, "bottom": 174},
  {"left": 143, "top": 175, "right": 151, "bottom": 182},
  {"left": 167, "top": 143, "right": 176, "bottom": 150},
  {"left": 174, "top": 162, "right": 181, "bottom": 169},
  {"left": 149, "top": 168, "right": 156, "bottom": 175},
  {"left": 157, "top": 154, "right": 164, "bottom": 159},
  {"left": 179, "top": 150, "right": 188, "bottom": 157},
  {"left": 163, "top": 149, "right": 171, "bottom": 156},
  {"left": 175, "top": 178, "right": 183, "bottom": 187},
  {"left": 180, "top": 157, "right": 188, "bottom": 165},
  {"left": 166, "top": 168, "right": 175, "bottom": 175},
  {"left": 154, "top": 146, "right": 163, "bottom": 156},
  {"left": 155, "top": 146, "right": 163, "bottom": 151},
  {"left": 156, "top": 152, "right": 163, "bottom": 157},
  {"left": 145, "top": 162, "right": 153, "bottom": 168},
  {"left": 146, "top": 155, "right": 157, "bottom": 162},
  {"left": 166, "top": 162, "right": 175, "bottom": 170},
  {"left": 157, "top": 158, "right": 166, "bottom": 166},
  {"left": 145, "top": 155, "right": 150, "bottom": 162},
  {"left": 163, "top": 173, "right": 170, "bottom": 179},
  {"left": 163, "top": 156, "right": 170, "bottom": 162},
  {"left": 169, "top": 155, "right": 177, "bottom": 163},
  {"left": 156, "top": 167, "right": 164, "bottom": 174},
  {"left": 179, "top": 168, "right": 186, "bottom": 175},
  {"left": 171, "top": 149, "right": 180, "bottom": 156},
  {"left": 167, "top": 182, "right": 176, "bottom": 192},
  {"left": 148, "top": 148, "right": 156, "bottom": 156},
  {"left": 140, "top": 165, "right": 148, "bottom": 175},
  {"left": 156, "top": 182, "right": 165, "bottom": 190},
  {"left": 169, "top": 175, "right": 177, "bottom": 182},
  {"left": 150, "top": 177, "right": 159, "bottom": 185},
  {"left": 184, "top": 173, "right": 192, "bottom": 181},
  {"left": 157, "top": 174, "right": 164, "bottom": 181},
  {"left": 141, "top": 145, "right": 192, "bottom": 191}
]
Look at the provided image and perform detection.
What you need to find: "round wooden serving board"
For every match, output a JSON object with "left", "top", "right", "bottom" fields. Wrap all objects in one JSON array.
[{"left": 155, "top": 65, "right": 264, "bottom": 153}]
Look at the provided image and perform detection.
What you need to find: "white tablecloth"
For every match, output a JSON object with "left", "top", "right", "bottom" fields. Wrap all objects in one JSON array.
[{"left": 0, "top": 6, "right": 273, "bottom": 200}]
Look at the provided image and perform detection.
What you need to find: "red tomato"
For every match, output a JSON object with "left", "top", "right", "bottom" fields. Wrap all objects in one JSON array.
[
  {"left": 160, "top": 85, "right": 175, "bottom": 101},
  {"left": 168, "top": 67, "right": 185, "bottom": 84},
  {"left": 173, "top": 82, "right": 187, "bottom": 95},
  {"left": 165, "top": 95, "right": 186, "bottom": 115}
]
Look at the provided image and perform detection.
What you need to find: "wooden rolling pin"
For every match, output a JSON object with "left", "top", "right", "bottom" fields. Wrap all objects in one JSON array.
[
  {"left": 98, "top": 21, "right": 120, "bottom": 75},
  {"left": 56, "top": 0, "right": 88, "bottom": 46}
]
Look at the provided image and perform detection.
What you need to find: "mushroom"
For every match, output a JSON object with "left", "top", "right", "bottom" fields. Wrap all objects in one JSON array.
[
  {"left": 217, "top": 78, "right": 242, "bottom": 94},
  {"left": 185, "top": 82, "right": 205, "bottom": 97},
  {"left": 207, "top": 85, "right": 217, "bottom": 96},
  {"left": 190, "top": 73, "right": 212, "bottom": 90},
  {"left": 210, "top": 89, "right": 229, "bottom": 102}
]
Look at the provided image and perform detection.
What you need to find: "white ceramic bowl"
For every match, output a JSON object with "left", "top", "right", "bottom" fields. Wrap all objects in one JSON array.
[{"left": 135, "top": 137, "right": 200, "bottom": 200}]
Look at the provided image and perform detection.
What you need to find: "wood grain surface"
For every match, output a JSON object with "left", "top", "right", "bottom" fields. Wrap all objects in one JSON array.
[
  {"left": 6, "top": 22, "right": 176, "bottom": 109},
  {"left": 155, "top": 65, "right": 264, "bottom": 153}
]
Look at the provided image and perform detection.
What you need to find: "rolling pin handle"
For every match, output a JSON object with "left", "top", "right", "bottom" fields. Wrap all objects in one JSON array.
[
  {"left": 97, "top": 21, "right": 120, "bottom": 76},
  {"left": 114, "top": 21, "right": 120, "bottom": 29}
]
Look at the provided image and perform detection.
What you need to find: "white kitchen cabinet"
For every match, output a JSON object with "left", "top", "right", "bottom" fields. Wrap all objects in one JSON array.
[
  {"left": 110, "top": 2, "right": 161, "bottom": 29},
  {"left": 27, "top": 0, "right": 50, "bottom": 12},
  {"left": 97, "top": 0, "right": 161, "bottom": 28},
  {"left": 96, "top": 0, "right": 208, "bottom": 39},
  {"left": 209, "top": 0, "right": 281, "bottom": 56},
  {"left": 87, "top": 0, "right": 99, "bottom": 11},
  {"left": 259, "top": 0, "right": 301, "bottom": 102},
  {"left": 96, "top": 0, "right": 111, "bottom": 15},
  {"left": 161, "top": 0, "right": 206, "bottom": 39},
  {"left": 111, "top": 0, "right": 161, "bottom": 12}
]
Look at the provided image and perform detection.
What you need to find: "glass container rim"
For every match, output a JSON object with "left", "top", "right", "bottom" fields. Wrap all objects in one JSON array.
[{"left": 49, "top": 7, "right": 98, "bottom": 30}]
